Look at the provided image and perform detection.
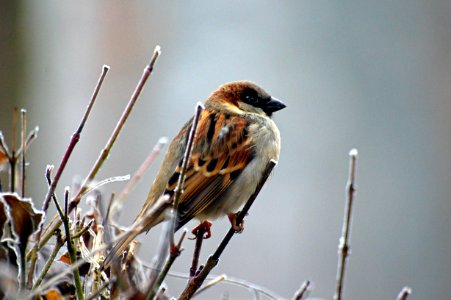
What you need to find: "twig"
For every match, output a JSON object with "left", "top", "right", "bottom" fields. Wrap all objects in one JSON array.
[
  {"left": 40, "top": 46, "right": 161, "bottom": 255},
  {"left": 33, "top": 65, "right": 109, "bottom": 255},
  {"left": 396, "top": 286, "right": 412, "bottom": 300},
  {"left": 142, "top": 266, "right": 283, "bottom": 300},
  {"left": 32, "top": 229, "right": 64, "bottom": 289},
  {"left": 194, "top": 275, "right": 226, "bottom": 296},
  {"left": 61, "top": 187, "right": 84, "bottom": 300},
  {"left": 146, "top": 103, "right": 202, "bottom": 299},
  {"left": 10, "top": 107, "right": 18, "bottom": 192},
  {"left": 146, "top": 229, "right": 187, "bottom": 300},
  {"left": 292, "top": 280, "right": 310, "bottom": 300},
  {"left": 190, "top": 224, "right": 208, "bottom": 278},
  {"left": 178, "top": 160, "right": 277, "bottom": 300},
  {"left": 85, "top": 280, "right": 111, "bottom": 300},
  {"left": 334, "top": 148, "right": 358, "bottom": 300},
  {"left": 20, "top": 109, "right": 26, "bottom": 197},
  {"left": 0, "top": 132, "right": 11, "bottom": 160},
  {"left": 69, "top": 46, "right": 161, "bottom": 211},
  {"left": 27, "top": 166, "right": 55, "bottom": 286},
  {"left": 171, "top": 103, "right": 203, "bottom": 214},
  {"left": 110, "top": 137, "right": 168, "bottom": 219}
]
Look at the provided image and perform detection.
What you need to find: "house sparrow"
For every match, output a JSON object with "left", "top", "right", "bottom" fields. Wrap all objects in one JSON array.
[{"left": 105, "top": 81, "right": 285, "bottom": 266}]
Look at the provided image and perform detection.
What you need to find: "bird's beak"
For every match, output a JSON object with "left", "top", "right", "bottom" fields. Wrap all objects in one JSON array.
[{"left": 264, "top": 97, "right": 286, "bottom": 114}]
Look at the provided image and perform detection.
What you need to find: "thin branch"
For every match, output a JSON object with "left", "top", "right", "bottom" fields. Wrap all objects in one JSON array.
[
  {"left": 146, "top": 229, "right": 187, "bottom": 300},
  {"left": 35, "top": 65, "right": 109, "bottom": 253},
  {"left": 292, "top": 280, "right": 310, "bottom": 300},
  {"left": 194, "top": 275, "right": 226, "bottom": 297},
  {"left": 20, "top": 109, "right": 26, "bottom": 197},
  {"left": 16, "top": 126, "right": 39, "bottom": 155},
  {"left": 145, "top": 103, "right": 202, "bottom": 299},
  {"left": 178, "top": 160, "right": 277, "bottom": 300},
  {"left": 334, "top": 148, "right": 358, "bottom": 300},
  {"left": 142, "top": 266, "right": 283, "bottom": 300},
  {"left": 69, "top": 45, "right": 161, "bottom": 212},
  {"left": 32, "top": 229, "right": 64, "bottom": 289},
  {"left": 81, "top": 174, "right": 130, "bottom": 196},
  {"left": 39, "top": 46, "right": 161, "bottom": 257},
  {"left": 85, "top": 280, "right": 112, "bottom": 300},
  {"left": 10, "top": 107, "right": 19, "bottom": 192},
  {"left": 110, "top": 137, "right": 168, "bottom": 219},
  {"left": 172, "top": 103, "right": 203, "bottom": 213},
  {"left": 396, "top": 286, "right": 412, "bottom": 300},
  {"left": 0, "top": 132, "right": 11, "bottom": 160},
  {"left": 190, "top": 223, "right": 208, "bottom": 278},
  {"left": 61, "top": 187, "right": 84, "bottom": 300}
]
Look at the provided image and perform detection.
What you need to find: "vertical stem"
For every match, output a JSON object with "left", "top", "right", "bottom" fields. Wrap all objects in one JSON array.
[
  {"left": 11, "top": 107, "right": 18, "bottom": 192},
  {"left": 20, "top": 109, "right": 26, "bottom": 197},
  {"left": 62, "top": 188, "right": 84, "bottom": 300},
  {"left": 334, "top": 149, "right": 358, "bottom": 300}
]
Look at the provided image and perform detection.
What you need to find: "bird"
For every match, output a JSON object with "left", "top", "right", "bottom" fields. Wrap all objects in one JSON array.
[{"left": 104, "top": 80, "right": 285, "bottom": 267}]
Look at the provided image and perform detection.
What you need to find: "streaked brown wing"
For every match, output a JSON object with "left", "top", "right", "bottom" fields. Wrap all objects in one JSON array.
[{"left": 163, "top": 109, "right": 255, "bottom": 229}]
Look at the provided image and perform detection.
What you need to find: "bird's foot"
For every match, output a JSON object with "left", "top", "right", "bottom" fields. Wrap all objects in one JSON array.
[
  {"left": 228, "top": 212, "right": 245, "bottom": 233},
  {"left": 190, "top": 220, "right": 212, "bottom": 239}
]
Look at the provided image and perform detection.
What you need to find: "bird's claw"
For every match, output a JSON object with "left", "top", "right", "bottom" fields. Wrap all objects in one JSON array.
[
  {"left": 189, "top": 220, "right": 212, "bottom": 239},
  {"left": 228, "top": 212, "right": 245, "bottom": 233}
]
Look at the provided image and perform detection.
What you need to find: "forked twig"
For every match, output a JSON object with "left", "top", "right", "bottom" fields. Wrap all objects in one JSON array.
[
  {"left": 39, "top": 46, "right": 161, "bottom": 253},
  {"left": 178, "top": 160, "right": 277, "bottom": 300},
  {"left": 30, "top": 65, "right": 109, "bottom": 259},
  {"left": 334, "top": 148, "right": 358, "bottom": 300}
]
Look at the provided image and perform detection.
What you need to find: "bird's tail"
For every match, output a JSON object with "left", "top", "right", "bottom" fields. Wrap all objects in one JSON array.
[
  {"left": 102, "top": 196, "right": 171, "bottom": 269},
  {"left": 102, "top": 224, "right": 142, "bottom": 269}
]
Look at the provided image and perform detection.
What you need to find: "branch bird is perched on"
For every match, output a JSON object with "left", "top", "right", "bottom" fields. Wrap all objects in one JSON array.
[{"left": 104, "top": 81, "right": 285, "bottom": 266}]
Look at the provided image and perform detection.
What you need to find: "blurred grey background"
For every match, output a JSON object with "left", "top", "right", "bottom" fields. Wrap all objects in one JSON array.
[{"left": 1, "top": 1, "right": 451, "bottom": 299}]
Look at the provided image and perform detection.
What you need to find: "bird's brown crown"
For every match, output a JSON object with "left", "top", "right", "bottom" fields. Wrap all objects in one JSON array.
[{"left": 206, "top": 81, "right": 286, "bottom": 117}]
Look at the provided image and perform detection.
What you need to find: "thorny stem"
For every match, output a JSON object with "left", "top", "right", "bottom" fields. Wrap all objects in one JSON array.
[
  {"left": 146, "top": 230, "right": 187, "bottom": 300},
  {"left": 334, "top": 149, "right": 358, "bottom": 300},
  {"left": 178, "top": 160, "right": 277, "bottom": 300},
  {"left": 37, "top": 65, "right": 110, "bottom": 252}
]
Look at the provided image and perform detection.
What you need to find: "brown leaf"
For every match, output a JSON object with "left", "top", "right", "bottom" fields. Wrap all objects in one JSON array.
[
  {"left": 0, "top": 193, "right": 43, "bottom": 259},
  {"left": 0, "top": 201, "right": 8, "bottom": 239}
]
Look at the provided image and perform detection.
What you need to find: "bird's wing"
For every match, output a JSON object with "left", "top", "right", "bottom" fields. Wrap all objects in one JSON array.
[{"left": 164, "top": 110, "right": 255, "bottom": 229}]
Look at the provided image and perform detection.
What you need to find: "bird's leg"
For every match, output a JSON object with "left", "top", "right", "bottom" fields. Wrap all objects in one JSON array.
[
  {"left": 228, "top": 212, "right": 245, "bottom": 233},
  {"left": 191, "top": 220, "right": 212, "bottom": 239}
]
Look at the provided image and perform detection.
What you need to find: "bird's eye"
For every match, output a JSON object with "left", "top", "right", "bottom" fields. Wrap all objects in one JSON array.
[{"left": 243, "top": 92, "right": 259, "bottom": 105}]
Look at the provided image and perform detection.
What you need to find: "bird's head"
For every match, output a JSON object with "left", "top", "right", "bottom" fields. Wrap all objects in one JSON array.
[{"left": 206, "top": 81, "right": 286, "bottom": 118}]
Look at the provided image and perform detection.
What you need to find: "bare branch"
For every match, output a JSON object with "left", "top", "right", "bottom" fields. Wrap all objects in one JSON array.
[
  {"left": 36, "top": 65, "right": 109, "bottom": 253},
  {"left": 20, "top": 109, "right": 26, "bottom": 197},
  {"left": 292, "top": 280, "right": 310, "bottom": 300},
  {"left": 396, "top": 286, "right": 412, "bottom": 300},
  {"left": 334, "top": 148, "right": 358, "bottom": 300},
  {"left": 110, "top": 137, "right": 168, "bottom": 219}
]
